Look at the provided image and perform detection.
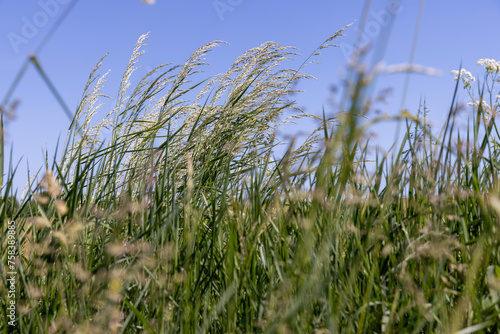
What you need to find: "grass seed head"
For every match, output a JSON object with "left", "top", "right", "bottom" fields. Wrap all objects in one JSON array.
[{"left": 39, "top": 171, "right": 62, "bottom": 198}]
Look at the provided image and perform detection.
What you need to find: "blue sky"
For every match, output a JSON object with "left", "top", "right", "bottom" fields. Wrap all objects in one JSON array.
[{"left": 1, "top": 0, "right": 499, "bottom": 194}]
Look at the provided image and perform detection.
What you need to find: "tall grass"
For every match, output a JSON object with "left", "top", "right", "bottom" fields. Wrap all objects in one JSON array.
[{"left": 1, "top": 27, "right": 500, "bottom": 333}]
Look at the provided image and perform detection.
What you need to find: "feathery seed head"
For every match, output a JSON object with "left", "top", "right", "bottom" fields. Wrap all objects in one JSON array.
[{"left": 40, "top": 171, "right": 62, "bottom": 198}]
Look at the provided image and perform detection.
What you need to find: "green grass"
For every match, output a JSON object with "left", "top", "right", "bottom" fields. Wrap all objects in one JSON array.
[{"left": 1, "top": 27, "right": 500, "bottom": 333}]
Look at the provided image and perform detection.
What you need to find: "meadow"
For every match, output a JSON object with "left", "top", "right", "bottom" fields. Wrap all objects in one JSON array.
[{"left": 1, "top": 25, "right": 500, "bottom": 333}]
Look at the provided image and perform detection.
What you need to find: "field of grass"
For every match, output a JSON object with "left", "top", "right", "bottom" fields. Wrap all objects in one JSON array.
[{"left": 1, "top": 27, "right": 500, "bottom": 333}]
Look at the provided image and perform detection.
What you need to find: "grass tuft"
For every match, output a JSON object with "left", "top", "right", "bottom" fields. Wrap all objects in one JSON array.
[{"left": 2, "top": 27, "right": 500, "bottom": 333}]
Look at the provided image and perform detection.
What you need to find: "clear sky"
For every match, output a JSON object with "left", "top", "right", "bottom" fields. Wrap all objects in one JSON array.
[{"left": 1, "top": 0, "right": 499, "bottom": 195}]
